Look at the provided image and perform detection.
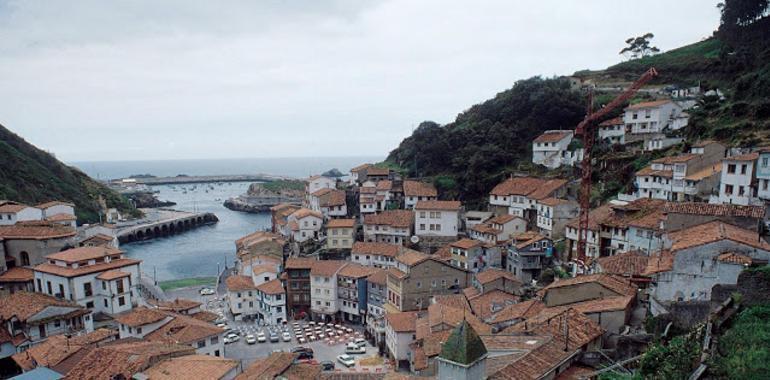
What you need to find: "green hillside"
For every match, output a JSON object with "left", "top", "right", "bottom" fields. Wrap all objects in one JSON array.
[
  {"left": 387, "top": 0, "right": 770, "bottom": 206},
  {"left": 0, "top": 123, "right": 139, "bottom": 224}
]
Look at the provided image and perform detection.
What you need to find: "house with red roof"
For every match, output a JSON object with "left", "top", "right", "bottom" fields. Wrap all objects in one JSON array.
[
  {"left": 0, "top": 202, "right": 42, "bottom": 226},
  {"left": 531, "top": 130, "right": 583, "bottom": 169},
  {"left": 623, "top": 99, "right": 686, "bottom": 135}
]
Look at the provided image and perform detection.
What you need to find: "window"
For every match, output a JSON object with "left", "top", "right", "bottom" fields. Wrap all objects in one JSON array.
[
  {"left": 725, "top": 184, "right": 734, "bottom": 195},
  {"left": 20, "top": 251, "right": 30, "bottom": 266},
  {"left": 214, "top": 350, "right": 220, "bottom": 357},
  {"left": 118, "top": 296, "right": 125, "bottom": 306},
  {"left": 419, "top": 224, "right": 425, "bottom": 231},
  {"left": 137, "top": 327, "right": 142, "bottom": 334},
  {"left": 741, "top": 164, "right": 748, "bottom": 175},
  {"left": 103, "top": 299, "right": 108, "bottom": 307},
  {"left": 197, "top": 340, "right": 206, "bottom": 348},
  {"left": 211, "top": 336, "right": 218, "bottom": 344},
  {"left": 83, "top": 282, "right": 92, "bottom": 297},
  {"left": 102, "top": 281, "right": 106, "bottom": 290},
  {"left": 116, "top": 280, "right": 124, "bottom": 294},
  {"left": 727, "top": 164, "right": 736, "bottom": 174},
  {"left": 36, "top": 279, "right": 41, "bottom": 292},
  {"left": 86, "top": 301, "right": 94, "bottom": 308}
]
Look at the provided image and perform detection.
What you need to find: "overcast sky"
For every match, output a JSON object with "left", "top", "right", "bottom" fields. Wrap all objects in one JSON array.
[{"left": 0, "top": 0, "right": 720, "bottom": 162}]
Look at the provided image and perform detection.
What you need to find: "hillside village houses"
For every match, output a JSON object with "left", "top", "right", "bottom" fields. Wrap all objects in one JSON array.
[
  {"left": 536, "top": 197, "right": 579, "bottom": 239},
  {"left": 414, "top": 200, "right": 461, "bottom": 240},
  {"left": 717, "top": 151, "right": 760, "bottom": 205},
  {"left": 469, "top": 214, "right": 527, "bottom": 245},
  {"left": 305, "top": 174, "right": 336, "bottom": 196},
  {"left": 325, "top": 218, "right": 355, "bottom": 250},
  {"left": 403, "top": 180, "right": 437, "bottom": 209},
  {"left": 350, "top": 242, "right": 402, "bottom": 268},
  {"left": 283, "top": 208, "right": 323, "bottom": 243},
  {"left": 308, "top": 188, "right": 347, "bottom": 218},
  {"left": 386, "top": 250, "right": 471, "bottom": 312},
  {"left": 531, "top": 130, "right": 584, "bottom": 169},
  {"left": 363, "top": 209, "right": 414, "bottom": 246},
  {"left": 488, "top": 177, "right": 569, "bottom": 222}
]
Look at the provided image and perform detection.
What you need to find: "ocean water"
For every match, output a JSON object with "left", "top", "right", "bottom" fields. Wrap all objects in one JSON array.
[
  {"left": 71, "top": 156, "right": 383, "bottom": 181},
  {"left": 70, "top": 157, "right": 381, "bottom": 281}
]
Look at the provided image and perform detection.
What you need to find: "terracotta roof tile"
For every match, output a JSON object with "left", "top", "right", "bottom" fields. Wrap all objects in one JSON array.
[
  {"left": 316, "top": 189, "right": 347, "bottom": 207},
  {"left": 36, "top": 201, "right": 75, "bottom": 209},
  {"left": 338, "top": 262, "right": 378, "bottom": 278},
  {"left": 96, "top": 270, "right": 130, "bottom": 281},
  {"left": 541, "top": 274, "right": 637, "bottom": 298},
  {"left": 350, "top": 163, "right": 372, "bottom": 172},
  {"left": 376, "top": 180, "right": 393, "bottom": 191},
  {"left": 364, "top": 210, "right": 414, "bottom": 228},
  {"left": 46, "top": 246, "right": 122, "bottom": 263},
  {"left": 66, "top": 340, "right": 195, "bottom": 380},
  {"left": 468, "top": 290, "right": 519, "bottom": 320},
  {"left": 114, "top": 306, "right": 168, "bottom": 327},
  {"left": 652, "top": 153, "right": 699, "bottom": 164},
  {"left": 326, "top": 218, "right": 355, "bottom": 228},
  {"left": 490, "top": 177, "right": 567, "bottom": 200},
  {"left": 290, "top": 208, "right": 323, "bottom": 220},
  {"left": 366, "top": 269, "right": 388, "bottom": 285},
  {"left": 451, "top": 238, "right": 483, "bottom": 250},
  {"left": 45, "top": 213, "right": 77, "bottom": 222},
  {"left": 365, "top": 166, "right": 390, "bottom": 176},
  {"left": 596, "top": 252, "right": 652, "bottom": 277},
  {"left": 34, "top": 258, "right": 141, "bottom": 278},
  {"left": 256, "top": 278, "right": 285, "bottom": 295},
  {"left": 662, "top": 202, "right": 765, "bottom": 219},
  {"left": 282, "top": 363, "right": 322, "bottom": 380},
  {"left": 150, "top": 298, "right": 202, "bottom": 313},
  {"left": 538, "top": 197, "right": 572, "bottom": 207},
  {"left": 475, "top": 268, "right": 520, "bottom": 285},
  {"left": 533, "top": 130, "right": 572, "bottom": 144},
  {"left": 0, "top": 291, "right": 86, "bottom": 322},
  {"left": 403, "top": 180, "right": 437, "bottom": 197},
  {"left": 387, "top": 267, "right": 408, "bottom": 280},
  {"left": 11, "top": 328, "right": 117, "bottom": 372},
  {"left": 309, "top": 260, "right": 348, "bottom": 277},
  {"left": 0, "top": 266, "right": 34, "bottom": 282},
  {"left": 725, "top": 152, "right": 759, "bottom": 161},
  {"left": 394, "top": 250, "right": 430, "bottom": 266},
  {"left": 669, "top": 221, "right": 770, "bottom": 252},
  {"left": 0, "top": 203, "right": 33, "bottom": 213},
  {"left": 626, "top": 99, "right": 672, "bottom": 110},
  {"left": 489, "top": 300, "right": 546, "bottom": 324},
  {"left": 385, "top": 311, "right": 419, "bottom": 332},
  {"left": 599, "top": 117, "right": 623, "bottom": 127},
  {"left": 716, "top": 252, "right": 753, "bottom": 265},
  {"left": 414, "top": 200, "right": 461, "bottom": 211},
  {"left": 144, "top": 312, "right": 224, "bottom": 345},
  {"left": 237, "top": 352, "right": 297, "bottom": 380},
  {"left": 285, "top": 257, "right": 317, "bottom": 269},
  {"left": 226, "top": 275, "right": 257, "bottom": 292},
  {"left": 190, "top": 310, "right": 219, "bottom": 323},
  {"left": 0, "top": 222, "right": 76, "bottom": 240},
  {"left": 144, "top": 354, "right": 238, "bottom": 380},
  {"left": 352, "top": 242, "right": 402, "bottom": 257}
]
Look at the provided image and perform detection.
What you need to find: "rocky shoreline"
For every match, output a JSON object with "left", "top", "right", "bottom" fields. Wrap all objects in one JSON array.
[{"left": 223, "top": 182, "right": 303, "bottom": 213}]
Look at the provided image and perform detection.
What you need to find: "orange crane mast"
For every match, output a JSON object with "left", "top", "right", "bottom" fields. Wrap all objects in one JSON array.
[{"left": 574, "top": 67, "right": 658, "bottom": 268}]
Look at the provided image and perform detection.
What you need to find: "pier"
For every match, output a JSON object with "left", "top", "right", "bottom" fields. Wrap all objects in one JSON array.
[
  {"left": 115, "top": 208, "right": 219, "bottom": 244},
  {"left": 114, "top": 174, "right": 295, "bottom": 186}
]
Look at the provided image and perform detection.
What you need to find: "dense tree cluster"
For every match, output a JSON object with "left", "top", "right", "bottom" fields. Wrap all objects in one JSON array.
[{"left": 386, "top": 77, "right": 585, "bottom": 206}]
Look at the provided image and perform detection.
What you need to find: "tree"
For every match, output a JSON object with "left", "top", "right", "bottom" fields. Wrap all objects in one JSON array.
[
  {"left": 619, "top": 33, "right": 660, "bottom": 59},
  {"left": 718, "top": 0, "right": 770, "bottom": 27}
]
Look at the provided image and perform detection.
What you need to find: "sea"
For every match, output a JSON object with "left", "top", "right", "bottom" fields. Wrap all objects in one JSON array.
[{"left": 71, "top": 156, "right": 382, "bottom": 281}]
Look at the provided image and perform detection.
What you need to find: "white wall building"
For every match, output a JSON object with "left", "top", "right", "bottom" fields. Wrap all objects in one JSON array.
[
  {"left": 717, "top": 152, "right": 759, "bottom": 205},
  {"left": 225, "top": 275, "right": 259, "bottom": 320},
  {"left": 414, "top": 201, "right": 461, "bottom": 238},
  {"left": 598, "top": 117, "right": 625, "bottom": 145},
  {"left": 310, "top": 261, "right": 347, "bottom": 322},
  {"left": 255, "top": 279, "right": 286, "bottom": 325},
  {"left": 403, "top": 180, "right": 437, "bottom": 210},
  {"left": 532, "top": 130, "right": 582, "bottom": 169},
  {"left": 363, "top": 210, "right": 414, "bottom": 246},
  {"left": 286, "top": 208, "right": 323, "bottom": 243},
  {"left": 624, "top": 99, "right": 685, "bottom": 135},
  {"left": 0, "top": 202, "right": 42, "bottom": 226},
  {"left": 351, "top": 242, "right": 401, "bottom": 268},
  {"left": 33, "top": 247, "right": 141, "bottom": 315}
]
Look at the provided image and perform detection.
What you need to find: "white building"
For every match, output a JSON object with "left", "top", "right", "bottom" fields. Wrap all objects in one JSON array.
[
  {"left": 624, "top": 99, "right": 686, "bottom": 135},
  {"left": 350, "top": 163, "right": 372, "bottom": 185},
  {"left": 33, "top": 246, "right": 141, "bottom": 315},
  {"left": 531, "top": 130, "right": 583, "bottom": 169},
  {"left": 384, "top": 311, "right": 418, "bottom": 361},
  {"left": 309, "top": 188, "right": 347, "bottom": 218},
  {"left": 286, "top": 208, "right": 323, "bottom": 243},
  {"left": 633, "top": 145, "right": 724, "bottom": 202},
  {"left": 325, "top": 218, "right": 356, "bottom": 250},
  {"left": 310, "top": 260, "right": 348, "bottom": 322},
  {"left": 598, "top": 117, "right": 625, "bottom": 145},
  {"left": 225, "top": 275, "right": 259, "bottom": 320},
  {"left": 757, "top": 149, "right": 770, "bottom": 201},
  {"left": 717, "top": 152, "right": 759, "bottom": 205},
  {"left": 403, "top": 180, "right": 437, "bottom": 209},
  {"left": 469, "top": 214, "right": 527, "bottom": 245},
  {"left": 37, "top": 201, "right": 77, "bottom": 228},
  {"left": 488, "top": 177, "right": 568, "bottom": 218},
  {"left": 363, "top": 210, "right": 414, "bottom": 246},
  {"left": 0, "top": 202, "right": 42, "bottom": 226},
  {"left": 255, "top": 279, "right": 287, "bottom": 325},
  {"left": 306, "top": 175, "right": 337, "bottom": 194},
  {"left": 414, "top": 200, "right": 461, "bottom": 238},
  {"left": 359, "top": 184, "right": 378, "bottom": 216},
  {"left": 536, "top": 197, "right": 579, "bottom": 239},
  {"left": 351, "top": 242, "right": 402, "bottom": 268}
]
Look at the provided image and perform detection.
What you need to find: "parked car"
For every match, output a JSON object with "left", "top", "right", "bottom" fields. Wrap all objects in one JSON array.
[
  {"left": 245, "top": 334, "right": 257, "bottom": 344},
  {"left": 345, "top": 343, "right": 366, "bottom": 354},
  {"left": 257, "top": 332, "right": 267, "bottom": 343},
  {"left": 282, "top": 332, "right": 291, "bottom": 342},
  {"left": 199, "top": 287, "right": 215, "bottom": 296},
  {"left": 320, "top": 361, "right": 335, "bottom": 371},
  {"left": 354, "top": 338, "right": 367, "bottom": 347},
  {"left": 269, "top": 333, "right": 280, "bottom": 342},
  {"left": 337, "top": 354, "right": 355, "bottom": 368}
]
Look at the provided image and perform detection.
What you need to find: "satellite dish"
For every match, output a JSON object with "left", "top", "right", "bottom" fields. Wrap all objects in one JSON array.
[{"left": 410, "top": 235, "right": 420, "bottom": 244}]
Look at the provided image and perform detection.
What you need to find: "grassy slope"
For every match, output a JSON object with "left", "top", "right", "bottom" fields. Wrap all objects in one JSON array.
[{"left": 0, "top": 123, "right": 138, "bottom": 224}]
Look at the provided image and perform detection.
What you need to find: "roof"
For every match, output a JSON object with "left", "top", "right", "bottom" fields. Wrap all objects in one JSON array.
[
  {"left": 475, "top": 268, "right": 520, "bottom": 285},
  {"left": 538, "top": 197, "right": 572, "bottom": 207},
  {"left": 684, "top": 163, "right": 722, "bottom": 181},
  {"left": 45, "top": 246, "right": 122, "bottom": 263},
  {"left": 150, "top": 298, "right": 202, "bottom": 313},
  {"left": 387, "top": 267, "right": 408, "bottom": 280},
  {"left": 366, "top": 166, "right": 390, "bottom": 176},
  {"left": 669, "top": 221, "right": 770, "bottom": 252},
  {"left": 513, "top": 233, "right": 551, "bottom": 250},
  {"left": 0, "top": 203, "right": 34, "bottom": 213},
  {"left": 256, "top": 278, "right": 285, "bottom": 295},
  {"left": 385, "top": 311, "right": 419, "bottom": 332},
  {"left": 309, "top": 260, "right": 348, "bottom": 277},
  {"left": 285, "top": 257, "right": 317, "bottom": 269},
  {"left": 717, "top": 252, "right": 754, "bottom": 266},
  {"left": 599, "top": 117, "right": 623, "bottom": 127},
  {"left": 533, "top": 130, "right": 572, "bottom": 144},
  {"left": 0, "top": 291, "right": 86, "bottom": 323},
  {"left": 33, "top": 258, "right": 141, "bottom": 278},
  {"left": 725, "top": 152, "right": 759, "bottom": 161},
  {"left": 489, "top": 300, "right": 546, "bottom": 324},
  {"left": 489, "top": 337, "right": 576, "bottom": 380},
  {"left": 144, "top": 312, "right": 224, "bottom": 345},
  {"left": 488, "top": 214, "right": 524, "bottom": 225},
  {"left": 364, "top": 210, "right": 414, "bottom": 228},
  {"left": 9, "top": 366, "right": 62, "bottom": 380},
  {"left": 11, "top": 328, "right": 117, "bottom": 372},
  {"left": 65, "top": 341, "right": 196, "bottom": 380},
  {"left": 36, "top": 201, "right": 75, "bottom": 209},
  {"left": 235, "top": 231, "right": 285, "bottom": 248},
  {"left": 452, "top": 239, "right": 484, "bottom": 251},
  {"left": 596, "top": 252, "right": 653, "bottom": 277},
  {"left": 352, "top": 242, "right": 402, "bottom": 257},
  {"left": 414, "top": 200, "right": 461, "bottom": 211},
  {"left": 326, "top": 218, "right": 355, "bottom": 228},
  {"left": 394, "top": 249, "right": 430, "bottom": 266},
  {"left": 95, "top": 270, "right": 130, "bottom": 281},
  {"left": 290, "top": 208, "right": 323, "bottom": 220},
  {"left": 652, "top": 153, "right": 699, "bottom": 164},
  {"left": 490, "top": 177, "right": 567, "bottom": 199},
  {"left": 226, "top": 275, "right": 257, "bottom": 292},
  {"left": 403, "top": 180, "right": 438, "bottom": 197},
  {"left": 350, "top": 163, "right": 372, "bottom": 172},
  {"left": 0, "top": 267, "right": 34, "bottom": 283},
  {"left": 317, "top": 189, "right": 347, "bottom": 207},
  {"left": 505, "top": 308, "right": 603, "bottom": 350},
  {"left": 626, "top": 99, "right": 672, "bottom": 110},
  {"left": 468, "top": 290, "right": 520, "bottom": 320},
  {"left": 114, "top": 306, "right": 168, "bottom": 327},
  {"left": 566, "top": 204, "right": 613, "bottom": 231},
  {"left": 439, "top": 320, "right": 488, "bottom": 365},
  {"left": 45, "top": 213, "right": 77, "bottom": 222},
  {"left": 376, "top": 180, "right": 393, "bottom": 191},
  {"left": 366, "top": 269, "right": 388, "bottom": 285},
  {"left": 236, "top": 352, "right": 297, "bottom": 380},
  {"left": 642, "top": 251, "right": 675, "bottom": 276},
  {"left": 143, "top": 355, "right": 238, "bottom": 380},
  {"left": 636, "top": 165, "right": 673, "bottom": 178},
  {"left": 338, "top": 262, "right": 378, "bottom": 278},
  {"left": 662, "top": 202, "right": 765, "bottom": 219},
  {"left": 546, "top": 295, "right": 635, "bottom": 315},
  {"left": 541, "top": 274, "right": 637, "bottom": 298},
  {"left": 0, "top": 222, "right": 76, "bottom": 240}
]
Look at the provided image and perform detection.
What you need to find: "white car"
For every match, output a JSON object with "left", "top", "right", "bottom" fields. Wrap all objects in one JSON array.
[
  {"left": 282, "top": 332, "right": 291, "bottom": 342},
  {"left": 199, "top": 287, "right": 215, "bottom": 296},
  {"left": 337, "top": 354, "right": 355, "bottom": 368},
  {"left": 345, "top": 343, "right": 366, "bottom": 354},
  {"left": 257, "top": 333, "right": 267, "bottom": 343},
  {"left": 226, "top": 333, "right": 240, "bottom": 343},
  {"left": 245, "top": 334, "right": 257, "bottom": 344}
]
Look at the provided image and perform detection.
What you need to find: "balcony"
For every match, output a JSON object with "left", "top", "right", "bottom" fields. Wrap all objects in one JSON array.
[{"left": 520, "top": 259, "right": 541, "bottom": 270}]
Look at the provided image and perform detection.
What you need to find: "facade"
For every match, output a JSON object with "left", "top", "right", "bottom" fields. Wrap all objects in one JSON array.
[
  {"left": 414, "top": 200, "right": 461, "bottom": 238},
  {"left": 718, "top": 152, "right": 759, "bottom": 205},
  {"left": 403, "top": 180, "right": 438, "bottom": 209},
  {"left": 32, "top": 246, "right": 141, "bottom": 315},
  {"left": 38, "top": 201, "right": 77, "bottom": 228},
  {"left": 325, "top": 218, "right": 355, "bottom": 250},
  {"left": 365, "top": 270, "right": 388, "bottom": 349},
  {"left": 116, "top": 307, "right": 225, "bottom": 357},
  {"left": 507, "top": 232, "right": 553, "bottom": 283},
  {"left": 350, "top": 242, "right": 402, "bottom": 268},
  {"left": 359, "top": 184, "right": 378, "bottom": 215},
  {"left": 384, "top": 311, "right": 418, "bottom": 362},
  {"left": 531, "top": 130, "right": 582, "bottom": 169},
  {"left": 337, "top": 263, "right": 377, "bottom": 324},
  {"left": 488, "top": 177, "right": 568, "bottom": 220},
  {"left": 284, "top": 258, "right": 314, "bottom": 319},
  {"left": 285, "top": 208, "right": 323, "bottom": 243},
  {"left": 350, "top": 163, "right": 372, "bottom": 185},
  {"left": 309, "top": 188, "right": 347, "bottom": 218},
  {"left": 225, "top": 275, "right": 258, "bottom": 320},
  {"left": 624, "top": 99, "right": 685, "bottom": 135},
  {"left": 0, "top": 222, "right": 78, "bottom": 272},
  {"left": 386, "top": 251, "right": 471, "bottom": 312},
  {"left": 270, "top": 203, "right": 300, "bottom": 234},
  {"left": 449, "top": 239, "right": 485, "bottom": 272},
  {"left": 309, "top": 260, "right": 347, "bottom": 322},
  {"left": 757, "top": 149, "right": 770, "bottom": 201},
  {"left": 598, "top": 117, "right": 625, "bottom": 144},
  {"left": 363, "top": 210, "right": 414, "bottom": 246},
  {"left": 255, "top": 279, "right": 286, "bottom": 325},
  {"left": 469, "top": 214, "right": 527, "bottom": 245},
  {"left": 0, "top": 292, "right": 93, "bottom": 357},
  {"left": 0, "top": 202, "right": 43, "bottom": 226},
  {"left": 306, "top": 175, "right": 337, "bottom": 195},
  {"left": 536, "top": 197, "right": 579, "bottom": 239}
]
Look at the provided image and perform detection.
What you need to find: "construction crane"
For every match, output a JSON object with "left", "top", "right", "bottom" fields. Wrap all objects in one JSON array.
[{"left": 574, "top": 67, "right": 658, "bottom": 269}]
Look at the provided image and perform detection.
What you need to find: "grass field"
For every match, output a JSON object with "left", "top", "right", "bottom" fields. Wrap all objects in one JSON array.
[{"left": 158, "top": 276, "right": 216, "bottom": 291}]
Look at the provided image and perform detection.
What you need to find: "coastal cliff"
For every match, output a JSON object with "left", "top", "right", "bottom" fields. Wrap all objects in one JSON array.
[{"left": 224, "top": 181, "right": 304, "bottom": 213}]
